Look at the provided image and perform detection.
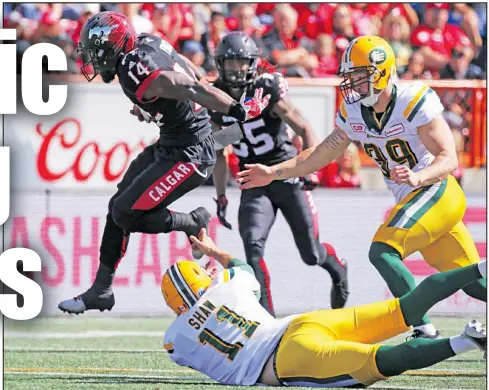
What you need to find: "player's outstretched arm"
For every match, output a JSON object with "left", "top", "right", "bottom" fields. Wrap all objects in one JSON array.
[
  {"left": 271, "top": 97, "right": 318, "bottom": 149},
  {"left": 142, "top": 71, "right": 250, "bottom": 121},
  {"left": 237, "top": 127, "right": 351, "bottom": 189}
]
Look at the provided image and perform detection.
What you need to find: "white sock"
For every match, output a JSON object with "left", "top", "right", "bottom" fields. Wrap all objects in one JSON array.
[
  {"left": 449, "top": 334, "right": 479, "bottom": 354},
  {"left": 477, "top": 260, "right": 486, "bottom": 278},
  {"left": 414, "top": 324, "right": 438, "bottom": 336}
]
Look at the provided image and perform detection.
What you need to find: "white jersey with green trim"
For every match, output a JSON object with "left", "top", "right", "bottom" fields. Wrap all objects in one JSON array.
[
  {"left": 163, "top": 266, "right": 296, "bottom": 386},
  {"left": 335, "top": 81, "right": 445, "bottom": 203}
]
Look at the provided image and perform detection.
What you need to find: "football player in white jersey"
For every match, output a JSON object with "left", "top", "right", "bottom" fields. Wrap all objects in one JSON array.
[
  {"left": 162, "top": 228, "right": 486, "bottom": 388},
  {"left": 236, "top": 35, "right": 486, "bottom": 340}
]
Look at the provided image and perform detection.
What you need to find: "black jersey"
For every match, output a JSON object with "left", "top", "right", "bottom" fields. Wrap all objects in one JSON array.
[
  {"left": 117, "top": 35, "right": 212, "bottom": 149},
  {"left": 210, "top": 73, "right": 297, "bottom": 168}
]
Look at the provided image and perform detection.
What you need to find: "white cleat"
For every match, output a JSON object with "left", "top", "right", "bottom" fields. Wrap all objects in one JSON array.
[{"left": 462, "top": 320, "right": 486, "bottom": 358}]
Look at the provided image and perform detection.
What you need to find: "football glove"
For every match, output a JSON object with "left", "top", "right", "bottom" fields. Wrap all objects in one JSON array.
[
  {"left": 300, "top": 172, "right": 320, "bottom": 191},
  {"left": 214, "top": 195, "right": 232, "bottom": 230},
  {"left": 241, "top": 87, "right": 271, "bottom": 121}
]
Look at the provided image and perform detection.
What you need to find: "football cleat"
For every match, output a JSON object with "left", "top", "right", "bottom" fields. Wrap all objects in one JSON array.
[
  {"left": 58, "top": 263, "right": 115, "bottom": 314},
  {"left": 330, "top": 259, "right": 349, "bottom": 309},
  {"left": 462, "top": 320, "right": 486, "bottom": 358},
  {"left": 186, "top": 207, "right": 211, "bottom": 260},
  {"left": 58, "top": 289, "right": 115, "bottom": 314},
  {"left": 406, "top": 328, "right": 443, "bottom": 341}
]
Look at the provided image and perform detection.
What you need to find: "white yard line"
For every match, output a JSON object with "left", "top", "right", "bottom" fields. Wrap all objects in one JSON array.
[
  {"left": 5, "top": 330, "right": 164, "bottom": 339},
  {"left": 5, "top": 346, "right": 166, "bottom": 353}
]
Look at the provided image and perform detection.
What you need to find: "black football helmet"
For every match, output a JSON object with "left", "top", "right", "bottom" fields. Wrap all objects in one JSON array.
[
  {"left": 215, "top": 32, "right": 260, "bottom": 88},
  {"left": 78, "top": 11, "right": 136, "bottom": 83}
]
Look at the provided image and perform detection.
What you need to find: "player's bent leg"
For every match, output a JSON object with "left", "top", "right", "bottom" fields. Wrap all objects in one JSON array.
[
  {"left": 58, "top": 145, "right": 158, "bottom": 314},
  {"left": 371, "top": 176, "right": 466, "bottom": 336},
  {"left": 376, "top": 320, "right": 486, "bottom": 377},
  {"left": 368, "top": 242, "right": 425, "bottom": 323},
  {"left": 238, "top": 187, "right": 277, "bottom": 316},
  {"left": 274, "top": 183, "right": 349, "bottom": 309},
  {"left": 421, "top": 221, "right": 486, "bottom": 302},
  {"left": 399, "top": 260, "right": 486, "bottom": 327},
  {"left": 111, "top": 160, "right": 214, "bottom": 259},
  {"left": 269, "top": 308, "right": 408, "bottom": 388}
]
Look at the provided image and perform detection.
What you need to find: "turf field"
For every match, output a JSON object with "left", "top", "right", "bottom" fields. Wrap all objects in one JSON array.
[{"left": 4, "top": 316, "right": 486, "bottom": 390}]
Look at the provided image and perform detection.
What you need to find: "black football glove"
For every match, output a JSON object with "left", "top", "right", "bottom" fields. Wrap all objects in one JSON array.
[
  {"left": 300, "top": 172, "right": 320, "bottom": 191},
  {"left": 214, "top": 195, "right": 232, "bottom": 230}
]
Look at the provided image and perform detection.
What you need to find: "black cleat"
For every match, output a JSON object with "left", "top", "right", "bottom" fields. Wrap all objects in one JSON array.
[
  {"left": 330, "top": 259, "right": 349, "bottom": 309},
  {"left": 58, "top": 290, "right": 115, "bottom": 314},
  {"left": 186, "top": 207, "right": 211, "bottom": 259}
]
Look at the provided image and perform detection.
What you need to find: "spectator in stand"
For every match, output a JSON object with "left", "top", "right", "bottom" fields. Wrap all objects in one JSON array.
[
  {"left": 410, "top": 3, "right": 472, "bottom": 76},
  {"left": 382, "top": 14, "right": 413, "bottom": 75},
  {"left": 400, "top": 51, "right": 434, "bottom": 80},
  {"left": 201, "top": 11, "right": 228, "bottom": 74},
  {"left": 119, "top": 3, "right": 153, "bottom": 35},
  {"left": 310, "top": 34, "right": 339, "bottom": 78},
  {"left": 440, "top": 45, "right": 485, "bottom": 80},
  {"left": 235, "top": 4, "right": 265, "bottom": 43},
  {"left": 318, "top": 143, "right": 362, "bottom": 189},
  {"left": 330, "top": 5, "right": 356, "bottom": 62},
  {"left": 182, "top": 40, "right": 206, "bottom": 76},
  {"left": 348, "top": 4, "right": 379, "bottom": 37},
  {"left": 262, "top": 4, "right": 316, "bottom": 77}
]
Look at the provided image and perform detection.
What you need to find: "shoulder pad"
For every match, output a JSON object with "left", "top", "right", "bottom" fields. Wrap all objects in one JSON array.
[{"left": 401, "top": 81, "right": 439, "bottom": 123}]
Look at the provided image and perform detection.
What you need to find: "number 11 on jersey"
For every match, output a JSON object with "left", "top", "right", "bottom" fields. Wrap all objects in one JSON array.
[{"left": 198, "top": 305, "right": 261, "bottom": 361}]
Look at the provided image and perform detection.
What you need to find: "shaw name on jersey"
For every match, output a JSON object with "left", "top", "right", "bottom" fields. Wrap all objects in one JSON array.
[
  {"left": 163, "top": 266, "right": 296, "bottom": 386},
  {"left": 336, "top": 81, "right": 444, "bottom": 202}
]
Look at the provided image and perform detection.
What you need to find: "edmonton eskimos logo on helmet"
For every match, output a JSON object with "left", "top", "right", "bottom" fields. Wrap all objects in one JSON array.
[{"left": 368, "top": 48, "right": 387, "bottom": 65}]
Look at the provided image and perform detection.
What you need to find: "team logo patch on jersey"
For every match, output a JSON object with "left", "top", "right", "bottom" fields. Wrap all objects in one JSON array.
[
  {"left": 386, "top": 123, "right": 405, "bottom": 137},
  {"left": 368, "top": 48, "right": 387, "bottom": 65},
  {"left": 350, "top": 123, "right": 366, "bottom": 132}
]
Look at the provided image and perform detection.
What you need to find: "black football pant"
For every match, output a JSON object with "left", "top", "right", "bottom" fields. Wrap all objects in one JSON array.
[
  {"left": 238, "top": 180, "right": 345, "bottom": 316},
  {"left": 100, "top": 143, "right": 214, "bottom": 270}
]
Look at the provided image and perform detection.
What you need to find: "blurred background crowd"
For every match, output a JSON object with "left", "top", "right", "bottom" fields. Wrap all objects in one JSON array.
[
  {"left": 5, "top": 3, "right": 486, "bottom": 189},
  {"left": 6, "top": 2, "right": 487, "bottom": 79}
]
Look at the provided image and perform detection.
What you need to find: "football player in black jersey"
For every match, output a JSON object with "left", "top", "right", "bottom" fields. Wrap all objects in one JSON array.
[
  {"left": 58, "top": 12, "right": 270, "bottom": 315},
  {"left": 210, "top": 32, "right": 350, "bottom": 316}
]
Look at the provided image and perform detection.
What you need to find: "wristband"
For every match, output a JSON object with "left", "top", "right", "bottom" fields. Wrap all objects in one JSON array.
[{"left": 228, "top": 100, "right": 246, "bottom": 122}]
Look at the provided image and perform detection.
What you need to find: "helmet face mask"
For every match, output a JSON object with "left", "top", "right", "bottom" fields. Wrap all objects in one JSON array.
[
  {"left": 78, "top": 11, "right": 136, "bottom": 83},
  {"left": 215, "top": 32, "right": 260, "bottom": 89},
  {"left": 339, "top": 36, "right": 396, "bottom": 107},
  {"left": 340, "top": 67, "right": 382, "bottom": 106},
  {"left": 221, "top": 58, "right": 255, "bottom": 88}
]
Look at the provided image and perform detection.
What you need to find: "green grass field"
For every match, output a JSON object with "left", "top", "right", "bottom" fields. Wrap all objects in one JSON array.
[{"left": 4, "top": 316, "right": 486, "bottom": 390}]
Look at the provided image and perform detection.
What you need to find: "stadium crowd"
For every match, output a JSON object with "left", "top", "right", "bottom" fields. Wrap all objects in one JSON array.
[
  {"left": 6, "top": 3, "right": 487, "bottom": 80},
  {"left": 6, "top": 3, "right": 485, "bottom": 188}
]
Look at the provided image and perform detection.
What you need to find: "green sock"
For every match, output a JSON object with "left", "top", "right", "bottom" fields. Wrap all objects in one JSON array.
[
  {"left": 400, "top": 264, "right": 483, "bottom": 326},
  {"left": 369, "top": 242, "right": 430, "bottom": 326},
  {"left": 463, "top": 279, "right": 487, "bottom": 302},
  {"left": 376, "top": 339, "right": 455, "bottom": 377}
]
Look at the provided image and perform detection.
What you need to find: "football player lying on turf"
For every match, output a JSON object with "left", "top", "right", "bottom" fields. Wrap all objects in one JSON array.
[{"left": 161, "top": 228, "right": 486, "bottom": 388}]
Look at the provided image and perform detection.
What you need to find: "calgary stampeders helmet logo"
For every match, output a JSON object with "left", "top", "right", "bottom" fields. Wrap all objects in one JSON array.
[{"left": 78, "top": 11, "right": 136, "bottom": 83}]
